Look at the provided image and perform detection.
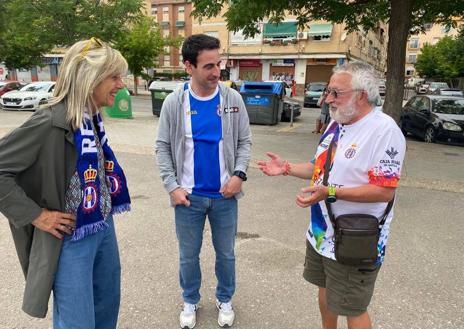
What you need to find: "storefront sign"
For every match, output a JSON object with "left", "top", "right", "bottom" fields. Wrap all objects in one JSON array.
[{"left": 239, "top": 59, "right": 261, "bottom": 67}]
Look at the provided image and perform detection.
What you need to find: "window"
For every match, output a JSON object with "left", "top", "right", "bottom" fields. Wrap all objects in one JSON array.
[
  {"left": 164, "top": 58, "right": 170, "bottom": 67},
  {"left": 204, "top": 31, "right": 219, "bottom": 39},
  {"left": 408, "top": 54, "right": 417, "bottom": 63},
  {"left": 263, "top": 21, "right": 298, "bottom": 39},
  {"left": 441, "top": 25, "right": 451, "bottom": 34},
  {"left": 423, "top": 23, "right": 432, "bottom": 31},
  {"left": 178, "top": 6, "right": 185, "bottom": 20},
  {"left": 163, "top": 6, "right": 169, "bottom": 21},
  {"left": 151, "top": 7, "right": 157, "bottom": 16},
  {"left": 307, "top": 23, "right": 333, "bottom": 41},
  {"left": 406, "top": 69, "right": 415, "bottom": 76},
  {"left": 409, "top": 39, "right": 419, "bottom": 49}
]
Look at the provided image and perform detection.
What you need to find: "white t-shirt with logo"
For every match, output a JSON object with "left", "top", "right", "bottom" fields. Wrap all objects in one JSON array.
[{"left": 306, "top": 110, "right": 406, "bottom": 263}]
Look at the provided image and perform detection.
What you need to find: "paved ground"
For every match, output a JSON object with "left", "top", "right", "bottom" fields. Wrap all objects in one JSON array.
[{"left": 0, "top": 97, "right": 463, "bottom": 329}]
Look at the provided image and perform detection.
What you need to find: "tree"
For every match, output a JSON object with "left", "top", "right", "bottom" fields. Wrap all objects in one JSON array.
[
  {"left": 191, "top": 0, "right": 464, "bottom": 122},
  {"left": 415, "top": 43, "right": 442, "bottom": 78},
  {"left": 0, "top": 0, "right": 145, "bottom": 70},
  {"left": 115, "top": 17, "right": 182, "bottom": 95},
  {"left": 416, "top": 29, "right": 464, "bottom": 85}
]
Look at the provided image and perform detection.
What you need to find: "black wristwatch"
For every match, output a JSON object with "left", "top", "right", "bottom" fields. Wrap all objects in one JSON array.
[{"left": 233, "top": 170, "right": 247, "bottom": 181}]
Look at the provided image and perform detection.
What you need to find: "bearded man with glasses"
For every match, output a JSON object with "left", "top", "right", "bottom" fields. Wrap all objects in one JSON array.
[{"left": 257, "top": 61, "right": 406, "bottom": 329}]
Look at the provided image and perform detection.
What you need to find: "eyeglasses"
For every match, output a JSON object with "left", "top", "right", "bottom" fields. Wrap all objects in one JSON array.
[
  {"left": 326, "top": 88, "right": 362, "bottom": 99},
  {"left": 80, "top": 37, "right": 104, "bottom": 58}
]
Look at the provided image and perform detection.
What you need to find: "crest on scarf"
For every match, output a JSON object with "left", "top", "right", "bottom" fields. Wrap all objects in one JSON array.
[
  {"left": 82, "top": 165, "right": 98, "bottom": 213},
  {"left": 105, "top": 160, "right": 122, "bottom": 196}
]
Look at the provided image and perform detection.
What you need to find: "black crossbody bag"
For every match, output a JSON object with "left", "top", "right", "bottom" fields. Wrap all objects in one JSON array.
[{"left": 322, "top": 139, "right": 393, "bottom": 266}]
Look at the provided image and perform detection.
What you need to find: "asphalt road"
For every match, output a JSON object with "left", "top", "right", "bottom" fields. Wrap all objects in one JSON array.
[{"left": 0, "top": 97, "right": 463, "bottom": 329}]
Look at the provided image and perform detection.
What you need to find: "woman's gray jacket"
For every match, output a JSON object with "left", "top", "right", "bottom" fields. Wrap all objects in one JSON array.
[{"left": 0, "top": 102, "right": 76, "bottom": 318}]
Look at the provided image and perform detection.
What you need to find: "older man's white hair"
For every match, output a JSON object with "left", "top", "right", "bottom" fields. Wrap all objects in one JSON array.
[{"left": 333, "top": 61, "right": 381, "bottom": 105}]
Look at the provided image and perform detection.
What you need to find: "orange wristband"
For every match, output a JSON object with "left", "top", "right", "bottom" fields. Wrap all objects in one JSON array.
[{"left": 282, "top": 161, "right": 291, "bottom": 176}]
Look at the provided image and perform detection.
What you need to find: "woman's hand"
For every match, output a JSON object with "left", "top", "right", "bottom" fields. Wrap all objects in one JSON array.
[
  {"left": 257, "top": 152, "right": 286, "bottom": 176},
  {"left": 32, "top": 209, "right": 76, "bottom": 239}
]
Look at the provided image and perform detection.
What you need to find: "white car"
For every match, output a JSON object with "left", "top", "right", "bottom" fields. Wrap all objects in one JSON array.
[{"left": 0, "top": 81, "right": 55, "bottom": 111}]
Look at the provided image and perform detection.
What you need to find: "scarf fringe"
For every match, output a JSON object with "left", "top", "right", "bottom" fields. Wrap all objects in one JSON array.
[
  {"left": 112, "top": 203, "right": 131, "bottom": 214},
  {"left": 71, "top": 220, "right": 109, "bottom": 241}
]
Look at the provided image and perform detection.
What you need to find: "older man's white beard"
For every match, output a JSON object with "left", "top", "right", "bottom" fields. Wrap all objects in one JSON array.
[{"left": 330, "top": 102, "right": 358, "bottom": 124}]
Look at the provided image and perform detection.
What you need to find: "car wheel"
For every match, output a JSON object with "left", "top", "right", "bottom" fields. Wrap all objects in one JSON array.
[
  {"left": 39, "top": 99, "right": 47, "bottom": 105},
  {"left": 281, "top": 112, "right": 288, "bottom": 122},
  {"left": 424, "top": 126, "right": 435, "bottom": 143}
]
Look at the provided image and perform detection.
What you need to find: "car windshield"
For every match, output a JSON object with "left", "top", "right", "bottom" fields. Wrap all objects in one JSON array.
[
  {"left": 432, "top": 98, "right": 464, "bottom": 115},
  {"left": 309, "top": 84, "right": 325, "bottom": 92},
  {"left": 20, "top": 84, "right": 50, "bottom": 92},
  {"left": 430, "top": 82, "right": 449, "bottom": 89}
]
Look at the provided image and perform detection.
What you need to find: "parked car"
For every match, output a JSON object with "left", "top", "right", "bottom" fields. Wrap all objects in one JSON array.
[
  {"left": 281, "top": 99, "right": 301, "bottom": 122},
  {"left": 378, "top": 79, "right": 386, "bottom": 97},
  {"left": 427, "top": 81, "right": 449, "bottom": 94},
  {"left": 0, "top": 81, "right": 26, "bottom": 97},
  {"left": 432, "top": 88, "right": 463, "bottom": 97},
  {"left": 0, "top": 81, "right": 55, "bottom": 111},
  {"left": 304, "top": 82, "right": 327, "bottom": 107},
  {"left": 416, "top": 83, "right": 430, "bottom": 94},
  {"left": 400, "top": 95, "right": 464, "bottom": 144}
]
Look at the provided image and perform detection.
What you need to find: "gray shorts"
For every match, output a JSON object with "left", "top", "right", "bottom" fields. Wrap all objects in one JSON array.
[{"left": 303, "top": 240, "right": 380, "bottom": 316}]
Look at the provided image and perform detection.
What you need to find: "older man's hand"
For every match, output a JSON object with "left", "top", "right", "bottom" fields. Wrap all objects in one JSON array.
[{"left": 296, "top": 185, "right": 329, "bottom": 208}]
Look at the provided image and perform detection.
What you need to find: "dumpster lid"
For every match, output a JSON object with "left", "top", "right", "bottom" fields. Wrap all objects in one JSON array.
[
  {"left": 149, "top": 80, "right": 184, "bottom": 91},
  {"left": 240, "top": 81, "right": 283, "bottom": 95}
]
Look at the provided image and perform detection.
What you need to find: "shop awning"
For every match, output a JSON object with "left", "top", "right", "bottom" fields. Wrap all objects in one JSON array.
[
  {"left": 308, "top": 24, "right": 333, "bottom": 37},
  {"left": 263, "top": 22, "right": 297, "bottom": 38}
]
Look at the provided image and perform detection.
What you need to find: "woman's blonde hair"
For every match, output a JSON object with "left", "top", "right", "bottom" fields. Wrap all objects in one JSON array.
[{"left": 49, "top": 38, "right": 128, "bottom": 130}]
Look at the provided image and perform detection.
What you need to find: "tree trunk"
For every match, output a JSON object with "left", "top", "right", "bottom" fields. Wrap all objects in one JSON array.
[
  {"left": 383, "top": 0, "right": 413, "bottom": 123},
  {"left": 133, "top": 75, "right": 138, "bottom": 95}
]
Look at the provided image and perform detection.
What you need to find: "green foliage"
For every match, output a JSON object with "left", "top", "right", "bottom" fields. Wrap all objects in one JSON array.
[
  {"left": 416, "top": 30, "right": 464, "bottom": 79},
  {"left": 114, "top": 16, "right": 183, "bottom": 94},
  {"left": 0, "top": 0, "right": 145, "bottom": 69}
]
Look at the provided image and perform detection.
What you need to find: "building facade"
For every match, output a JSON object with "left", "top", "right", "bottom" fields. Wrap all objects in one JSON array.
[
  {"left": 192, "top": 8, "right": 388, "bottom": 95},
  {"left": 405, "top": 20, "right": 463, "bottom": 78},
  {"left": 149, "top": 0, "right": 192, "bottom": 74}
]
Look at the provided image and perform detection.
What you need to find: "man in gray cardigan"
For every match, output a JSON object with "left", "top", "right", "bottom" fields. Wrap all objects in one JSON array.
[{"left": 155, "top": 34, "right": 251, "bottom": 329}]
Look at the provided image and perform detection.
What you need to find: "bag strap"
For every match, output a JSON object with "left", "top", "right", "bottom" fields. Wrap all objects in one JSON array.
[
  {"left": 323, "top": 138, "right": 336, "bottom": 227},
  {"left": 322, "top": 137, "right": 394, "bottom": 228}
]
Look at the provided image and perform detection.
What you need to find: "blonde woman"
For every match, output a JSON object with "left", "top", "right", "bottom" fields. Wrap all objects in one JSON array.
[{"left": 0, "top": 38, "right": 131, "bottom": 329}]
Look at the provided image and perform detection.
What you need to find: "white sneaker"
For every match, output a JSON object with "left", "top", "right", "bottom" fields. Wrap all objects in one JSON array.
[
  {"left": 179, "top": 302, "right": 197, "bottom": 329},
  {"left": 216, "top": 300, "right": 235, "bottom": 327}
]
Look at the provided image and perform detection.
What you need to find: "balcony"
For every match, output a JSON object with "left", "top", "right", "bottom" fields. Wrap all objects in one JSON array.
[{"left": 175, "top": 20, "right": 185, "bottom": 28}]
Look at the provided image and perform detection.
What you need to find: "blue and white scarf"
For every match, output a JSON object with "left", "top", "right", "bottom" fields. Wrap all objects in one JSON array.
[{"left": 73, "top": 111, "right": 131, "bottom": 240}]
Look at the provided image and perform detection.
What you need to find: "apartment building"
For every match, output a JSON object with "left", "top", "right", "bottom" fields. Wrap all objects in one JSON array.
[
  {"left": 405, "top": 20, "right": 463, "bottom": 77},
  {"left": 149, "top": 0, "right": 192, "bottom": 74},
  {"left": 192, "top": 8, "right": 388, "bottom": 95}
]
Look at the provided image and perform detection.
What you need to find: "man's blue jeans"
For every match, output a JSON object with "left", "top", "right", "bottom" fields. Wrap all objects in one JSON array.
[
  {"left": 175, "top": 194, "right": 238, "bottom": 305},
  {"left": 52, "top": 215, "right": 121, "bottom": 329}
]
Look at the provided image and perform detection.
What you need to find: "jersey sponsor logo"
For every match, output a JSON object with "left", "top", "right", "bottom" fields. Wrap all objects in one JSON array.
[
  {"left": 217, "top": 106, "right": 240, "bottom": 116},
  {"left": 385, "top": 147, "right": 399, "bottom": 159},
  {"left": 186, "top": 110, "right": 198, "bottom": 116}
]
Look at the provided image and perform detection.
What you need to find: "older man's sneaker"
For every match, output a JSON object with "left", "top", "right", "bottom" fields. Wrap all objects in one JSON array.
[
  {"left": 179, "top": 302, "right": 197, "bottom": 329},
  {"left": 216, "top": 300, "right": 235, "bottom": 327}
]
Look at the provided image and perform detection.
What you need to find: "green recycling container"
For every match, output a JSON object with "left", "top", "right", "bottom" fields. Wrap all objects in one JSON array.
[{"left": 105, "top": 87, "right": 132, "bottom": 119}]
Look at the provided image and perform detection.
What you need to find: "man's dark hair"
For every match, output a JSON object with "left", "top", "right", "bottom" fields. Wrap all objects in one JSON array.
[{"left": 181, "top": 34, "right": 220, "bottom": 67}]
